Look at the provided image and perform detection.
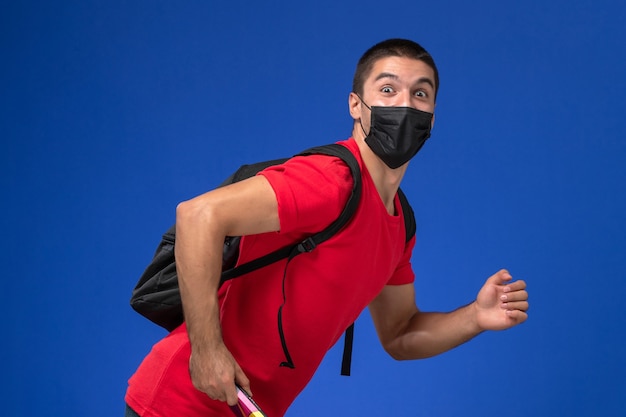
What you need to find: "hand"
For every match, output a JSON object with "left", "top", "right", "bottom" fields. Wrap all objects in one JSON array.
[
  {"left": 475, "top": 269, "right": 528, "bottom": 331},
  {"left": 189, "top": 342, "right": 251, "bottom": 406}
]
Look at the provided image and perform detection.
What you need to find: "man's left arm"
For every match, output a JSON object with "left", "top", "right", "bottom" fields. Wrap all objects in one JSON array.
[{"left": 368, "top": 269, "right": 528, "bottom": 360}]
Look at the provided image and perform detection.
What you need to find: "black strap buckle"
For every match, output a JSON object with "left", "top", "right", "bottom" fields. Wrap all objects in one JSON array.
[{"left": 296, "top": 237, "right": 317, "bottom": 253}]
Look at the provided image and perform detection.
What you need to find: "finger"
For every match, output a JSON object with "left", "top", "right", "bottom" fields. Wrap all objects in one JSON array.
[
  {"left": 505, "top": 309, "right": 528, "bottom": 323},
  {"left": 501, "top": 300, "right": 529, "bottom": 312},
  {"left": 500, "top": 289, "right": 528, "bottom": 303},
  {"left": 225, "top": 380, "right": 239, "bottom": 406},
  {"left": 503, "top": 279, "right": 527, "bottom": 293},
  {"left": 486, "top": 269, "right": 513, "bottom": 286},
  {"left": 235, "top": 365, "right": 252, "bottom": 397}
]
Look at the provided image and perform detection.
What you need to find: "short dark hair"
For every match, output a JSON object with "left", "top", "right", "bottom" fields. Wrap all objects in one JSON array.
[{"left": 352, "top": 39, "right": 439, "bottom": 100}]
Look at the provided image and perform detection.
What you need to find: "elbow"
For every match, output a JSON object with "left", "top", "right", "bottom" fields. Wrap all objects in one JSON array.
[
  {"left": 176, "top": 197, "right": 220, "bottom": 233},
  {"left": 382, "top": 336, "right": 437, "bottom": 362},
  {"left": 386, "top": 348, "right": 408, "bottom": 362},
  {"left": 385, "top": 347, "right": 421, "bottom": 362},
  {"left": 386, "top": 348, "right": 435, "bottom": 362},
  {"left": 383, "top": 340, "right": 413, "bottom": 361},
  {"left": 175, "top": 199, "right": 198, "bottom": 230},
  {"left": 176, "top": 199, "right": 197, "bottom": 225}
]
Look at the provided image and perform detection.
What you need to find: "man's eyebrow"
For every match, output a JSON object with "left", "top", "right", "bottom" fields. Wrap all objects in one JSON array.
[
  {"left": 374, "top": 73, "right": 435, "bottom": 90},
  {"left": 415, "top": 76, "right": 436, "bottom": 90},
  {"left": 374, "top": 72, "right": 400, "bottom": 82}
]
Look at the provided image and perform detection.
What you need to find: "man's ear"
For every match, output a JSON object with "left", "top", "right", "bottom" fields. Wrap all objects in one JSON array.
[{"left": 348, "top": 92, "right": 362, "bottom": 121}]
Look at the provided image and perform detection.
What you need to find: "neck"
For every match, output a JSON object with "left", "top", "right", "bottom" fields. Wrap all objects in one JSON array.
[{"left": 352, "top": 127, "right": 407, "bottom": 214}]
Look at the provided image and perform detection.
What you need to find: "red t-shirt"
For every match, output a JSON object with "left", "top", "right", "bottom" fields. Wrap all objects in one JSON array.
[{"left": 126, "top": 138, "right": 416, "bottom": 417}]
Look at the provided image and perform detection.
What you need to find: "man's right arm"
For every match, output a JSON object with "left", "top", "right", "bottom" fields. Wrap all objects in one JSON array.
[{"left": 175, "top": 175, "right": 280, "bottom": 406}]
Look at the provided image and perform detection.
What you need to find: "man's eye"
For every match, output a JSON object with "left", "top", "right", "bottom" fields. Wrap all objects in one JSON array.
[
  {"left": 414, "top": 90, "right": 427, "bottom": 98},
  {"left": 381, "top": 86, "right": 394, "bottom": 93}
]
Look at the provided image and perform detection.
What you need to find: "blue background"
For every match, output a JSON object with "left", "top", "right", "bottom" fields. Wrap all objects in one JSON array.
[{"left": 3, "top": 1, "right": 625, "bottom": 416}]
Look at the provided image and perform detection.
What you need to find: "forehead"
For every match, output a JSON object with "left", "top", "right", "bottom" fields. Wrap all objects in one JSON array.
[{"left": 365, "top": 56, "right": 435, "bottom": 87}]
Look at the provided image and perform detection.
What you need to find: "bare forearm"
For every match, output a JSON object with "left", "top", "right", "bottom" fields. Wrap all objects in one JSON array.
[
  {"left": 387, "top": 302, "right": 483, "bottom": 360},
  {"left": 372, "top": 271, "right": 528, "bottom": 362},
  {"left": 172, "top": 176, "right": 280, "bottom": 403},
  {"left": 175, "top": 199, "right": 225, "bottom": 349}
]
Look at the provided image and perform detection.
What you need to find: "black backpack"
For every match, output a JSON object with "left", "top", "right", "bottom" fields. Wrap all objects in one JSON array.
[{"left": 130, "top": 143, "right": 416, "bottom": 376}]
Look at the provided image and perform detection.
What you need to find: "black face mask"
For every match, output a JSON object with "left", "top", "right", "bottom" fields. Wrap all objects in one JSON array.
[{"left": 359, "top": 97, "right": 433, "bottom": 169}]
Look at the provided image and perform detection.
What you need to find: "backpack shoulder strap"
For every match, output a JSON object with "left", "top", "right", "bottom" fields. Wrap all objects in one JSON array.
[
  {"left": 222, "top": 158, "right": 290, "bottom": 186},
  {"left": 397, "top": 187, "right": 416, "bottom": 242},
  {"left": 220, "top": 143, "right": 362, "bottom": 282},
  {"left": 294, "top": 144, "right": 362, "bottom": 249}
]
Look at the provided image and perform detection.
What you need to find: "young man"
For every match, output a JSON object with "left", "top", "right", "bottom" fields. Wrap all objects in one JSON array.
[{"left": 125, "top": 39, "right": 529, "bottom": 417}]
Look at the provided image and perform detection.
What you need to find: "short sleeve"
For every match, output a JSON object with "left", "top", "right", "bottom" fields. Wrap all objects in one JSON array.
[
  {"left": 258, "top": 154, "right": 353, "bottom": 235},
  {"left": 386, "top": 229, "right": 416, "bottom": 286}
]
